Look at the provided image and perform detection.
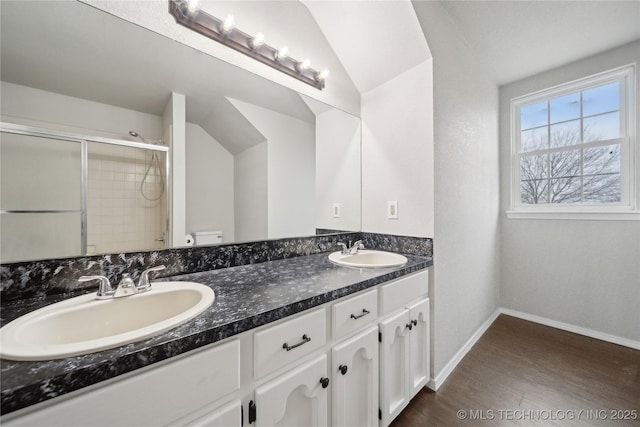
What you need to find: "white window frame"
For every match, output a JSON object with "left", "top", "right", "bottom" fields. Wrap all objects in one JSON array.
[{"left": 507, "top": 64, "right": 638, "bottom": 220}]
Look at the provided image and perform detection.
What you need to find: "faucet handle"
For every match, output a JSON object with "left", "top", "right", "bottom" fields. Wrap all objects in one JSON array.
[
  {"left": 336, "top": 242, "right": 348, "bottom": 254},
  {"left": 138, "top": 265, "right": 166, "bottom": 290},
  {"left": 79, "top": 275, "right": 113, "bottom": 299}
]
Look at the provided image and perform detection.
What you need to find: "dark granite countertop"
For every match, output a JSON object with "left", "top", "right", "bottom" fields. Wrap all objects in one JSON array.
[{"left": 0, "top": 251, "right": 432, "bottom": 416}]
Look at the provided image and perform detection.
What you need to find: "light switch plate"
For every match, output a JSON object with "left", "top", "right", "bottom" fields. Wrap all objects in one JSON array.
[{"left": 387, "top": 201, "right": 398, "bottom": 219}]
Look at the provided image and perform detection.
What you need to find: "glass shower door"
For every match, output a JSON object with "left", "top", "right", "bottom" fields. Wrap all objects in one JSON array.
[{"left": 0, "top": 131, "right": 84, "bottom": 262}]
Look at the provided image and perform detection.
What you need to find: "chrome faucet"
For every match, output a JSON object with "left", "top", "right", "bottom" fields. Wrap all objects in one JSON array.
[
  {"left": 350, "top": 240, "right": 364, "bottom": 255},
  {"left": 336, "top": 241, "right": 365, "bottom": 255},
  {"left": 113, "top": 273, "right": 137, "bottom": 298},
  {"left": 78, "top": 265, "right": 166, "bottom": 300}
]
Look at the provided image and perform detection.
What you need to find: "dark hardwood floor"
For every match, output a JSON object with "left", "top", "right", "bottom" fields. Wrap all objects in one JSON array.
[{"left": 391, "top": 314, "right": 640, "bottom": 426}]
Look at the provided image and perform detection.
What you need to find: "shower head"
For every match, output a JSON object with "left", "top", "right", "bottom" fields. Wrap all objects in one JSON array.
[{"left": 128, "top": 130, "right": 164, "bottom": 145}]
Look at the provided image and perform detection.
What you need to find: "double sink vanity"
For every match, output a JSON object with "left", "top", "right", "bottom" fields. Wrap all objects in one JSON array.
[{"left": 0, "top": 234, "right": 433, "bottom": 426}]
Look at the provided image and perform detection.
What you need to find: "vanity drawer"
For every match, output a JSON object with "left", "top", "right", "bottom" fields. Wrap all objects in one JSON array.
[
  {"left": 254, "top": 308, "right": 326, "bottom": 379},
  {"left": 380, "top": 271, "right": 428, "bottom": 315},
  {"left": 332, "top": 289, "right": 378, "bottom": 340}
]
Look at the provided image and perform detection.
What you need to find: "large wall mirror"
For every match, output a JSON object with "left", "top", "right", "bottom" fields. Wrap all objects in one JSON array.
[{"left": 0, "top": 1, "right": 361, "bottom": 263}]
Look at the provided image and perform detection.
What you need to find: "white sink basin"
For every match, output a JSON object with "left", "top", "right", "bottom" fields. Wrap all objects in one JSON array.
[
  {"left": 328, "top": 250, "right": 408, "bottom": 268},
  {"left": 0, "top": 281, "right": 214, "bottom": 361}
]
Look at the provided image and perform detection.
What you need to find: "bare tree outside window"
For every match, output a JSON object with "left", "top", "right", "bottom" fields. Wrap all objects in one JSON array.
[{"left": 520, "top": 126, "right": 621, "bottom": 204}]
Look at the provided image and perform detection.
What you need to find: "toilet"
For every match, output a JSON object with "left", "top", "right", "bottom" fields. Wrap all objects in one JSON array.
[{"left": 192, "top": 231, "right": 223, "bottom": 246}]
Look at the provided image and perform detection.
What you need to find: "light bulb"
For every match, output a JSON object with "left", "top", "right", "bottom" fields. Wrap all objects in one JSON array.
[
  {"left": 316, "top": 69, "right": 330, "bottom": 81},
  {"left": 221, "top": 15, "right": 234, "bottom": 33},
  {"left": 185, "top": 0, "right": 199, "bottom": 13},
  {"left": 275, "top": 46, "right": 289, "bottom": 62},
  {"left": 250, "top": 32, "right": 264, "bottom": 49},
  {"left": 296, "top": 59, "right": 310, "bottom": 72}
]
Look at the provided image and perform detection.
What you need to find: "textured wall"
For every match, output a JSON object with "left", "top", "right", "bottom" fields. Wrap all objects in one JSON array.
[
  {"left": 413, "top": 1, "right": 502, "bottom": 380},
  {"left": 499, "top": 41, "right": 640, "bottom": 343}
]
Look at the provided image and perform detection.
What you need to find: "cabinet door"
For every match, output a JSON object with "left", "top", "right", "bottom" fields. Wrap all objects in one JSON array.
[
  {"left": 407, "top": 298, "right": 430, "bottom": 398},
  {"left": 184, "top": 399, "right": 242, "bottom": 427},
  {"left": 254, "top": 354, "right": 328, "bottom": 427},
  {"left": 331, "top": 326, "right": 378, "bottom": 427},
  {"left": 379, "top": 310, "right": 411, "bottom": 427}
]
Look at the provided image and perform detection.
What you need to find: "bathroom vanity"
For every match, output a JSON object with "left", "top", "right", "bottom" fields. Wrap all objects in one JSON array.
[{"left": 0, "top": 248, "right": 432, "bottom": 427}]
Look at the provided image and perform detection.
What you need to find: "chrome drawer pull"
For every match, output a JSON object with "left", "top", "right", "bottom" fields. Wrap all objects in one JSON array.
[
  {"left": 350, "top": 309, "right": 370, "bottom": 320},
  {"left": 282, "top": 334, "right": 311, "bottom": 351}
]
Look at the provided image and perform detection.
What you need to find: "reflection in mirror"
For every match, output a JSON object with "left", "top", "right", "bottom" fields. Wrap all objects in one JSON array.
[{"left": 0, "top": 0, "right": 361, "bottom": 262}]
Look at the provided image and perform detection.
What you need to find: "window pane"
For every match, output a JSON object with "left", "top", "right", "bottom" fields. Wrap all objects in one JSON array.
[
  {"left": 521, "top": 127, "right": 548, "bottom": 152},
  {"left": 520, "top": 179, "right": 549, "bottom": 204},
  {"left": 520, "top": 154, "right": 548, "bottom": 180},
  {"left": 550, "top": 92, "right": 580, "bottom": 124},
  {"left": 550, "top": 177, "right": 581, "bottom": 204},
  {"left": 582, "top": 81, "right": 619, "bottom": 117},
  {"left": 550, "top": 120, "right": 581, "bottom": 148},
  {"left": 520, "top": 101, "right": 548, "bottom": 129},
  {"left": 583, "top": 144, "right": 620, "bottom": 175},
  {"left": 550, "top": 148, "right": 581, "bottom": 179},
  {"left": 583, "top": 112, "right": 620, "bottom": 142},
  {"left": 583, "top": 173, "right": 621, "bottom": 203}
]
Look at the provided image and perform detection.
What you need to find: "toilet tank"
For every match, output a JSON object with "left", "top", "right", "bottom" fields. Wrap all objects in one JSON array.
[{"left": 192, "top": 231, "right": 223, "bottom": 246}]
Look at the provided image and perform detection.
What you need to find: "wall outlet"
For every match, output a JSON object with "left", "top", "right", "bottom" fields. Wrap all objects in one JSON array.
[
  {"left": 333, "top": 203, "right": 341, "bottom": 218},
  {"left": 387, "top": 201, "right": 398, "bottom": 219}
]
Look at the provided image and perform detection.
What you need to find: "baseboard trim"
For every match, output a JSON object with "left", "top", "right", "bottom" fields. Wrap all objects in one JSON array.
[
  {"left": 500, "top": 308, "right": 640, "bottom": 350},
  {"left": 430, "top": 308, "right": 501, "bottom": 391}
]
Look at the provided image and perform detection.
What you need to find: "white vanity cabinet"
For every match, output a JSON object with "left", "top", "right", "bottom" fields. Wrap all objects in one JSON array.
[
  {"left": 253, "top": 354, "right": 329, "bottom": 427},
  {"left": 378, "top": 272, "right": 430, "bottom": 427},
  {"left": 3, "top": 269, "right": 430, "bottom": 427},
  {"left": 331, "top": 325, "right": 379, "bottom": 427},
  {"left": 182, "top": 399, "right": 242, "bottom": 427},
  {"left": 3, "top": 339, "right": 242, "bottom": 427}
]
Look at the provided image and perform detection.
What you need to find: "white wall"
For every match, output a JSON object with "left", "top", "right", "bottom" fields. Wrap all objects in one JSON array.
[
  {"left": 229, "top": 99, "right": 316, "bottom": 239},
  {"left": 315, "top": 108, "right": 361, "bottom": 232},
  {"left": 361, "top": 60, "right": 434, "bottom": 237},
  {"left": 500, "top": 41, "right": 640, "bottom": 344},
  {"left": 235, "top": 142, "right": 268, "bottom": 242},
  {"left": 412, "top": 1, "right": 501, "bottom": 381},
  {"left": 1, "top": 81, "right": 163, "bottom": 139},
  {"left": 185, "top": 123, "right": 234, "bottom": 242}
]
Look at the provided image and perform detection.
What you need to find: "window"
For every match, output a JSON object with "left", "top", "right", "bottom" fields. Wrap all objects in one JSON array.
[{"left": 509, "top": 65, "right": 637, "bottom": 220}]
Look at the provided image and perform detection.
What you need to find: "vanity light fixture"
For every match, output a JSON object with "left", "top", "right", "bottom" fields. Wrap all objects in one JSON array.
[
  {"left": 169, "top": 0, "right": 327, "bottom": 90},
  {"left": 221, "top": 15, "right": 234, "bottom": 35},
  {"left": 250, "top": 32, "right": 265, "bottom": 50},
  {"left": 275, "top": 46, "right": 289, "bottom": 62},
  {"left": 316, "top": 69, "right": 330, "bottom": 82},
  {"left": 296, "top": 58, "right": 310, "bottom": 73},
  {"left": 185, "top": 0, "right": 198, "bottom": 13}
]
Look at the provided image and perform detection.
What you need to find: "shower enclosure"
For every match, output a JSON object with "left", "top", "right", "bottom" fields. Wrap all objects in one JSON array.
[{"left": 0, "top": 122, "right": 170, "bottom": 263}]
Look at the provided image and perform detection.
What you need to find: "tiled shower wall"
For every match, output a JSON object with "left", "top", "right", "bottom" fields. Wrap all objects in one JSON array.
[{"left": 87, "top": 142, "right": 165, "bottom": 254}]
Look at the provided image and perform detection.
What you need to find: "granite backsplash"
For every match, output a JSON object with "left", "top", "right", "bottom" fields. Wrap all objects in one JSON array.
[{"left": 0, "top": 232, "right": 432, "bottom": 303}]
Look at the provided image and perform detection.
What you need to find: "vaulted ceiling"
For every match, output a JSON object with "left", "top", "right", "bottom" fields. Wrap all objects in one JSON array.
[{"left": 414, "top": 1, "right": 640, "bottom": 86}]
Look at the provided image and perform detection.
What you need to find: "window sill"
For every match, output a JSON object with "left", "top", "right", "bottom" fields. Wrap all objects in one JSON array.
[{"left": 505, "top": 210, "right": 640, "bottom": 221}]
